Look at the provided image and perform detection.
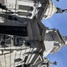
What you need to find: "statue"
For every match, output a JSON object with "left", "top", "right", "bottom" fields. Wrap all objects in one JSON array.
[
  {"left": 56, "top": 7, "right": 67, "bottom": 13},
  {"left": 43, "top": 0, "right": 67, "bottom": 19}
]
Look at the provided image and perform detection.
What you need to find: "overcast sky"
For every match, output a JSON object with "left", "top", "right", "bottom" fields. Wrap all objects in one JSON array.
[{"left": 42, "top": 0, "right": 67, "bottom": 67}]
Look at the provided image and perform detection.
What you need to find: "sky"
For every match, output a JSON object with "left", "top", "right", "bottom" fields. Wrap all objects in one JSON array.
[{"left": 42, "top": 0, "right": 67, "bottom": 67}]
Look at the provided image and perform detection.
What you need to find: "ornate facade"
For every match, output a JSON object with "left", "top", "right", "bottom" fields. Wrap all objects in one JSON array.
[{"left": 0, "top": 0, "right": 66, "bottom": 67}]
